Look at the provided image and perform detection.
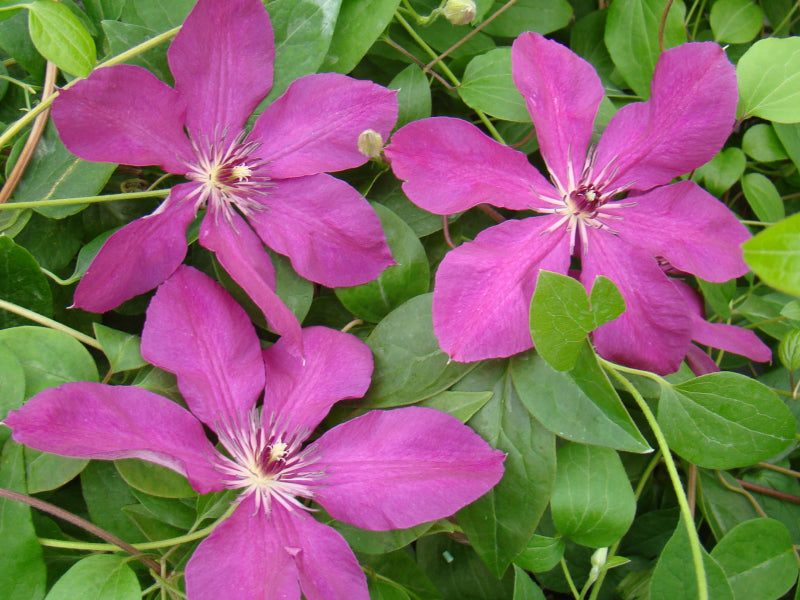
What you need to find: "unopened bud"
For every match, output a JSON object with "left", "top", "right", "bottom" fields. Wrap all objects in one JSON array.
[
  {"left": 358, "top": 129, "right": 384, "bottom": 158},
  {"left": 443, "top": 0, "right": 476, "bottom": 25},
  {"left": 587, "top": 547, "right": 608, "bottom": 585}
]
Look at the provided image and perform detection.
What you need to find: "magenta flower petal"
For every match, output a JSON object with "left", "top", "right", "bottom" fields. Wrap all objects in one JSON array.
[
  {"left": 595, "top": 42, "right": 737, "bottom": 192},
  {"left": 386, "top": 117, "right": 556, "bottom": 214},
  {"left": 4, "top": 382, "right": 222, "bottom": 493},
  {"left": 433, "top": 217, "right": 571, "bottom": 362},
  {"left": 51, "top": 64, "right": 193, "bottom": 174},
  {"left": 185, "top": 497, "right": 300, "bottom": 600},
  {"left": 314, "top": 406, "right": 505, "bottom": 531},
  {"left": 674, "top": 280, "right": 772, "bottom": 363},
  {"left": 581, "top": 231, "right": 693, "bottom": 374},
  {"left": 168, "top": 0, "right": 274, "bottom": 141},
  {"left": 141, "top": 265, "right": 265, "bottom": 430},
  {"left": 73, "top": 185, "right": 197, "bottom": 313},
  {"left": 609, "top": 181, "right": 750, "bottom": 282},
  {"left": 247, "top": 173, "right": 393, "bottom": 287},
  {"left": 262, "top": 327, "right": 373, "bottom": 436},
  {"left": 511, "top": 32, "right": 604, "bottom": 190},
  {"left": 198, "top": 208, "right": 304, "bottom": 352},
  {"left": 252, "top": 73, "right": 397, "bottom": 179},
  {"left": 685, "top": 344, "right": 721, "bottom": 375},
  {"left": 271, "top": 503, "right": 369, "bottom": 600}
]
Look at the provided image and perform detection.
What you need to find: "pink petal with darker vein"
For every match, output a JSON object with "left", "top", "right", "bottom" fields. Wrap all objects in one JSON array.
[
  {"left": 262, "top": 326, "right": 373, "bottom": 436},
  {"left": 141, "top": 265, "right": 265, "bottom": 431},
  {"left": 511, "top": 32, "right": 604, "bottom": 191},
  {"left": 168, "top": 0, "right": 274, "bottom": 142},
  {"left": 595, "top": 42, "right": 737, "bottom": 192},
  {"left": 313, "top": 406, "right": 505, "bottom": 531},
  {"left": 247, "top": 173, "right": 393, "bottom": 287},
  {"left": 580, "top": 230, "right": 692, "bottom": 375},
  {"left": 51, "top": 64, "right": 193, "bottom": 174},
  {"left": 271, "top": 503, "right": 369, "bottom": 600},
  {"left": 608, "top": 180, "right": 750, "bottom": 282},
  {"left": 73, "top": 184, "right": 197, "bottom": 313},
  {"left": 253, "top": 73, "right": 398, "bottom": 179},
  {"left": 185, "top": 497, "right": 300, "bottom": 600},
  {"left": 432, "top": 216, "right": 570, "bottom": 362},
  {"left": 199, "top": 208, "right": 304, "bottom": 354},
  {"left": 386, "top": 116, "right": 555, "bottom": 214},
  {"left": 5, "top": 382, "right": 222, "bottom": 493}
]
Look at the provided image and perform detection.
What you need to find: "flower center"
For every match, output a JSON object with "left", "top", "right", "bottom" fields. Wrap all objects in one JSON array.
[
  {"left": 213, "top": 410, "right": 323, "bottom": 514},
  {"left": 184, "top": 131, "right": 273, "bottom": 225},
  {"left": 565, "top": 183, "right": 603, "bottom": 217}
]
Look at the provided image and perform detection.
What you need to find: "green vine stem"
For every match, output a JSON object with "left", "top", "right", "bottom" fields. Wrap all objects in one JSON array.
[
  {"left": 392, "top": 12, "right": 506, "bottom": 145},
  {"left": 0, "top": 299, "right": 102, "bottom": 350},
  {"left": 0, "top": 26, "right": 181, "bottom": 151},
  {"left": 0, "top": 487, "right": 161, "bottom": 572},
  {"left": 39, "top": 502, "right": 237, "bottom": 553},
  {"left": 600, "top": 358, "right": 709, "bottom": 600},
  {"left": 0, "top": 188, "right": 171, "bottom": 211}
]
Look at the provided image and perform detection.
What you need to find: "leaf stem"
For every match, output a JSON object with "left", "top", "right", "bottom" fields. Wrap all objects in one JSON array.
[
  {"left": 601, "top": 359, "right": 708, "bottom": 600},
  {"left": 0, "top": 188, "right": 170, "bottom": 211},
  {"left": 39, "top": 503, "right": 237, "bottom": 552},
  {"left": 0, "top": 487, "right": 161, "bottom": 572},
  {"left": 0, "top": 299, "right": 102, "bottom": 350}
]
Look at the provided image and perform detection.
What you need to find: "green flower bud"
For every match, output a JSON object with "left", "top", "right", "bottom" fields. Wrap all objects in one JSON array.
[{"left": 443, "top": 0, "right": 476, "bottom": 25}]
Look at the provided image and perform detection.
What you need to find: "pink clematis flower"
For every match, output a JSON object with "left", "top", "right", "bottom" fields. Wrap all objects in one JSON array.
[
  {"left": 386, "top": 33, "right": 770, "bottom": 374},
  {"left": 52, "top": 0, "right": 397, "bottom": 344},
  {"left": 4, "top": 266, "right": 505, "bottom": 600}
]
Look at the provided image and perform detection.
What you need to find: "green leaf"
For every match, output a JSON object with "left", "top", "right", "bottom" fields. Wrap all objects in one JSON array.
[
  {"left": 324, "top": 511, "right": 434, "bottom": 555},
  {"left": 0, "top": 439, "right": 46, "bottom": 600},
  {"left": 512, "top": 345, "right": 651, "bottom": 453},
  {"left": 44, "top": 555, "right": 139, "bottom": 600},
  {"left": 529, "top": 271, "right": 625, "bottom": 371},
  {"left": 416, "top": 533, "right": 515, "bottom": 599},
  {"left": 81, "top": 461, "right": 144, "bottom": 542},
  {"left": 102, "top": 21, "right": 170, "bottom": 82},
  {"left": 323, "top": 0, "right": 400, "bottom": 73},
  {"left": 417, "top": 390, "right": 492, "bottom": 423},
  {"left": 389, "top": 63, "right": 432, "bottom": 129},
  {"left": 118, "top": 0, "right": 194, "bottom": 32},
  {"left": 362, "top": 549, "right": 440, "bottom": 600},
  {"left": 657, "top": 373, "right": 795, "bottom": 469},
  {"left": 571, "top": 10, "right": 614, "bottom": 85},
  {"left": 743, "top": 213, "right": 800, "bottom": 296},
  {"left": 604, "top": 0, "right": 686, "bottom": 98},
  {"left": 710, "top": 518, "right": 797, "bottom": 600},
  {"left": 456, "top": 360, "right": 557, "bottom": 578},
  {"left": 737, "top": 37, "right": 800, "bottom": 122},
  {"left": 0, "top": 236, "right": 53, "bottom": 328},
  {"left": 25, "top": 448, "right": 87, "bottom": 494},
  {"left": 14, "top": 211, "right": 84, "bottom": 271},
  {"left": 696, "top": 278, "right": 735, "bottom": 319},
  {"left": 480, "top": 0, "right": 572, "bottom": 37},
  {"left": 513, "top": 534, "right": 565, "bottom": 573},
  {"left": 779, "top": 329, "right": 800, "bottom": 371},
  {"left": 0, "top": 326, "right": 98, "bottom": 397},
  {"left": 115, "top": 459, "right": 196, "bottom": 499},
  {"left": 459, "top": 47, "right": 530, "bottom": 122},
  {"left": 550, "top": 443, "right": 636, "bottom": 547},
  {"left": 742, "top": 124, "right": 789, "bottom": 163},
  {"left": 513, "top": 565, "right": 546, "bottom": 600},
  {"left": 27, "top": 0, "right": 96, "bottom": 77},
  {"left": 710, "top": 0, "right": 764, "bottom": 44},
  {"left": 11, "top": 123, "right": 116, "bottom": 219},
  {"left": 651, "top": 518, "right": 734, "bottom": 600},
  {"left": 774, "top": 123, "right": 800, "bottom": 171},
  {"left": 694, "top": 147, "right": 746, "bottom": 197},
  {"left": 93, "top": 324, "right": 147, "bottom": 374},
  {"left": 741, "top": 173, "right": 786, "bottom": 224},
  {"left": 698, "top": 470, "right": 761, "bottom": 542},
  {"left": 0, "top": 343, "right": 25, "bottom": 420},
  {"left": 336, "top": 204, "right": 429, "bottom": 322},
  {"left": 131, "top": 490, "right": 196, "bottom": 530},
  {"left": 362, "top": 294, "right": 478, "bottom": 408},
  {"left": 264, "top": 0, "right": 342, "bottom": 104}
]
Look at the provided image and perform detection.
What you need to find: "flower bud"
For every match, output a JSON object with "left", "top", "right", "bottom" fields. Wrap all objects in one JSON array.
[
  {"left": 587, "top": 547, "right": 608, "bottom": 585},
  {"left": 358, "top": 128, "right": 384, "bottom": 159},
  {"left": 443, "top": 0, "right": 476, "bottom": 25}
]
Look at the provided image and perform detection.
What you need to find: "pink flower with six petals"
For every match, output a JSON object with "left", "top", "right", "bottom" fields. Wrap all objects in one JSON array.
[
  {"left": 4, "top": 266, "right": 505, "bottom": 600},
  {"left": 53, "top": 0, "right": 397, "bottom": 345},
  {"left": 386, "top": 33, "right": 770, "bottom": 374}
]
